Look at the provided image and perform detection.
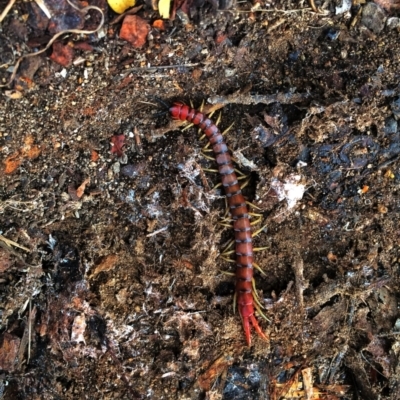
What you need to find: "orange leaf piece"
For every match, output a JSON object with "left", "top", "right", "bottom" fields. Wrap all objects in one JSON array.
[
  {"left": 76, "top": 178, "right": 90, "bottom": 199},
  {"left": 120, "top": 15, "right": 150, "bottom": 48},
  {"left": 152, "top": 19, "right": 166, "bottom": 30},
  {"left": 91, "top": 150, "right": 99, "bottom": 161},
  {"left": 50, "top": 41, "right": 75, "bottom": 67},
  {"left": 111, "top": 134, "right": 126, "bottom": 157},
  {"left": 3, "top": 134, "right": 41, "bottom": 174},
  {"left": 4, "top": 153, "right": 22, "bottom": 174}
]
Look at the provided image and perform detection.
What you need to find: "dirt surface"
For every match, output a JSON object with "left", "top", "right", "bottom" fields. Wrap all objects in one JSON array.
[{"left": 1, "top": 0, "right": 400, "bottom": 398}]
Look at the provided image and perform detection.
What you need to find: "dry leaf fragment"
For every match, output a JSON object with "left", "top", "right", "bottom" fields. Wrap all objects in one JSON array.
[
  {"left": 4, "top": 90, "right": 23, "bottom": 99},
  {"left": 76, "top": 178, "right": 90, "bottom": 199},
  {"left": 71, "top": 314, "right": 86, "bottom": 344},
  {"left": 152, "top": 19, "right": 166, "bottom": 30},
  {"left": 4, "top": 153, "right": 22, "bottom": 174},
  {"left": 120, "top": 15, "right": 150, "bottom": 48},
  {"left": 3, "top": 134, "right": 41, "bottom": 174},
  {"left": 301, "top": 367, "right": 314, "bottom": 400},
  {"left": 92, "top": 254, "right": 119, "bottom": 277},
  {"left": 0, "top": 333, "right": 20, "bottom": 372},
  {"left": 197, "top": 355, "right": 233, "bottom": 391},
  {"left": 110, "top": 134, "right": 126, "bottom": 156},
  {"left": 0, "top": 249, "right": 12, "bottom": 273},
  {"left": 91, "top": 150, "right": 99, "bottom": 161},
  {"left": 50, "top": 41, "right": 74, "bottom": 67}
]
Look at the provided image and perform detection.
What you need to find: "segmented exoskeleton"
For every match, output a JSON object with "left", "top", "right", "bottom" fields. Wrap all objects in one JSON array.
[{"left": 169, "top": 102, "right": 268, "bottom": 346}]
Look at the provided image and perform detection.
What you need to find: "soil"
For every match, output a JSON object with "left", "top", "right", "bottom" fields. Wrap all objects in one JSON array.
[{"left": 1, "top": 0, "right": 400, "bottom": 399}]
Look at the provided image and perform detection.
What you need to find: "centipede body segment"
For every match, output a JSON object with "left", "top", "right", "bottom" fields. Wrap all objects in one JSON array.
[{"left": 169, "top": 102, "right": 268, "bottom": 346}]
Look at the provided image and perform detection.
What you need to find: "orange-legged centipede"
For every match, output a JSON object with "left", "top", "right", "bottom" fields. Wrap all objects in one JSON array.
[{"left": 169, "top": 102, "right": 268, "bottom": 346}]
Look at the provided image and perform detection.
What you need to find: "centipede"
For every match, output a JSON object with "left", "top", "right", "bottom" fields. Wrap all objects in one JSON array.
[{"left": 169, "top": 102, "right": 268, "bottom": 346}]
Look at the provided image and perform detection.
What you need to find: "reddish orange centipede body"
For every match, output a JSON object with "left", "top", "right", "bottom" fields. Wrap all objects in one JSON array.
[{"left": 169, "top": 102, "right": 268, "bottom": 346}]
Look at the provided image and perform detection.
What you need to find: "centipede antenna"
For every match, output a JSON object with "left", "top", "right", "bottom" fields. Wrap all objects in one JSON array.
[
  {"left": 153, "top": 110, "right": 170, "bottom": 118},
  {"left": 147, "top": 95, "right": 170, "bottom": 110},
  {"left": 252, "top": 224, "right": 268, "bottom": 237},
  {"left": 138, "top": 100, "right": 158, "bottom": 106},
  {"left": 253, "top": 262, "right": 267, "bottom": 276}
]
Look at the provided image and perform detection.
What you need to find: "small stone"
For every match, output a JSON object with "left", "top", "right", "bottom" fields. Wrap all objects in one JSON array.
[
  {"left": 361, "top": 3, "right": 387, "bottom": 34},
  {"left": 384, "top": 117, "right": 397, "bottom": 135},
  {"left": 387, "top": 17, "right": 400, "bottom": 29}
]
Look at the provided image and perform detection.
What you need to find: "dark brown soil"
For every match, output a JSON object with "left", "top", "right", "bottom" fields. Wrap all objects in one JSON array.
[{"left": 1, "top": 0, "right": 400, "bottom": 399}]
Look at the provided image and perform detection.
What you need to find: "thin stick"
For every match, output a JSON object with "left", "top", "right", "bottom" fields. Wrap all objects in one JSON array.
[
  {"left": 146, "top": 226, "right": 169, "bottom": 237},
  {"left": 0, "top": 0, "right": 16, "bottom": 23},
  {"left": 219, "top": 7, "right": 312, "bottom": 13},
  {"left": 208, "top": 90, "right": 310, "bottom": 106},
  {"left": 125, "top": 63, "right": 199, "bottom": 72},
  {"left": 28, "top": 300, "right": 32, "bottom": 363},
  {"left": 0, "top": 234, "right": 30, "bottom": 252}
]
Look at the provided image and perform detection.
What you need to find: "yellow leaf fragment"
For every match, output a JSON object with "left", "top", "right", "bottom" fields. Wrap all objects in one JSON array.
[
  {"left": 158, "top": 0, "right": 171, "bottom": 18},
  {"left": 107, "top": 0, "right": 136, "bottom": 14}
]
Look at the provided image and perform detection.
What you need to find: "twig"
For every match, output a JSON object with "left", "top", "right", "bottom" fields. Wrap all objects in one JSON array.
[
  {"left": 17, "top": 304, "right": 36, "bottom": 369},
  {"left": 0, "top": 234, "right": 30, "bottom": 252},
  {"left": 293, "top": 256, "right": 308, "bottom": 312},
  {"left": 220, "top": 7, "right": 312, "bottom": 13},
  {"left": 0, "top": 0, "right": 104, "bottom": 88},
  {"left": 146, "top": 226, "right": 169, "bottom": 237},
  {"left": 208, "top": 90, "right": 310, "bottom": 106},
  {"left": 0, "top": 0, "right": 16, "bottom": 23},
  {"left": 124, "top": 63, "right": 200, "bottom": 73},
  {"left": 28, "top": 301, "right": 37, "bottom": 363}
]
